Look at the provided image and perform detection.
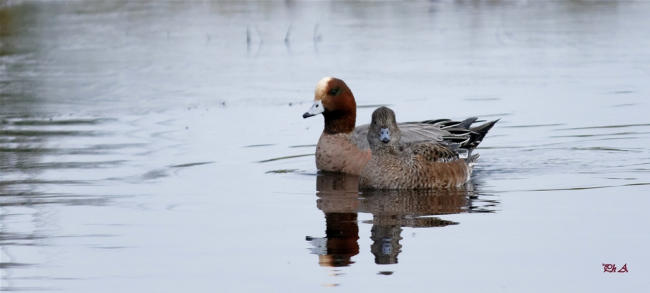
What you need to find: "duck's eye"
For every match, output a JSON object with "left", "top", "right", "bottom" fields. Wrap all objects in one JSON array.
[{"left": 328, "top": 88, "right": 339, "bottom": 96}]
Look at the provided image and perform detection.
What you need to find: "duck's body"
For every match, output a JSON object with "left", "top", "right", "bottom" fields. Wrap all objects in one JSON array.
[
  {"left": 359, "top": 107, "right": 497, "bottom": 190},
  {"left": 359, "top": 141, "right": 474, "bottom": 189},
  {"left": 303, "top": 77, "right": 496, "bottom": 176},
  {"left": 314, "top": 121, "right": 461, "bottom": 175}
]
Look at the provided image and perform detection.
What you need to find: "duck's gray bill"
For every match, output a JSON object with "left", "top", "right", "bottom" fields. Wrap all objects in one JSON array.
[
  {"left": 303, "top": 100, "right": 324, "bottom": 119},
  {"left": 380, "top": 128, "right": 391, "bottom": 143}
]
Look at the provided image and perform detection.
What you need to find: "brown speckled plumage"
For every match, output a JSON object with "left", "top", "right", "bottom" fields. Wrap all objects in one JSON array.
[{"left": 359, "top": 107, "right": 491, "bottom": 190}]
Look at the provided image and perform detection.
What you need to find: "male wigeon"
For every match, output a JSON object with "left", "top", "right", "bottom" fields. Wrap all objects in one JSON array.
[
  {"left": 359, "top": 107, "right": 497, "bottom": 189},
  {"left": 303, "top": 77, "right": 496, "bottom": 175}
]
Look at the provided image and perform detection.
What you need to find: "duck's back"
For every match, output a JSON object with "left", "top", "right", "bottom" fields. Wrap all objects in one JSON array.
[{"left": 350, "top": 122, "right": 448, "bottom": 150}]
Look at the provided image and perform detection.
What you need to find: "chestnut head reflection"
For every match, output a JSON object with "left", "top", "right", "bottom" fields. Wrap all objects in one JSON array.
[{"left": 307, "top": 173, "right": 360, "bottom": 267}]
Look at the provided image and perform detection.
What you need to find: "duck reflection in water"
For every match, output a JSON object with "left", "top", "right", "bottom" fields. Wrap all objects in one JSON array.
[
  {"left": 307, "top": 173, "right": 360, "bottom": 267},
  {"left": 307, "top": 172, "right": 491, "bottom": 267}
]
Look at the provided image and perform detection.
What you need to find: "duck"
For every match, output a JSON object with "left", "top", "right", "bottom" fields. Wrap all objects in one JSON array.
[
  {"left": 359, "top": 107, "right": 497, "bottom": 189},
  {"left": 303, "top": 77, "right": 497, "bottom": 175}
]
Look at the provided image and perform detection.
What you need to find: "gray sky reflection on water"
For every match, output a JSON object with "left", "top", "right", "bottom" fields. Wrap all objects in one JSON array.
[{"left": 1, "top": 0, "right": 650, "bottom": 292}]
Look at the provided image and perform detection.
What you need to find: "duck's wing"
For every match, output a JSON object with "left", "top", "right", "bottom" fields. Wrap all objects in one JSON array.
[
  {"left": 421, "top": 117, "right": 478, "bottom": 130},
  {"left": 405, "top": 141, "right": 462, "bottom": 163},
  {"left": 350, "top": 124, "right": 372, "bottom": 149},
  {"left": 406, "top": 118, "right": 499, "bottom": 165},
  {"left": 398, "top": 123, "right": 448, "bottom": 143},
  {"left": 423, "top": 118, "right": 500, "bottom": 152},
  {"left": 398, "top": 117, "right": 483, "bottom": 146},
  {"left": 351, "top": 122, "right": 449, "bottom": 150},
  {"left": 351, "top": 118, "right": 499, "bottom": 152}
]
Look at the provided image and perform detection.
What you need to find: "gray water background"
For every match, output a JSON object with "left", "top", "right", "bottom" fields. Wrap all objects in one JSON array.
[{"left": 1, "top": 0, "right": 649, "bottom": 292}]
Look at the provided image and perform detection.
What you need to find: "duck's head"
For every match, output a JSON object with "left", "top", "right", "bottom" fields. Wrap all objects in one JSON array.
[
  {"left": 368, "top": 107, "right": 401, "bottom": 151},
  {"left": 303, "top": 77, "right": 357, "bottom": 134}
]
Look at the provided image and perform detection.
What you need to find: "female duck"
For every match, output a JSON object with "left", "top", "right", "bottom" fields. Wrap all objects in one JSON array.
[
  {"left": 303, "top": 77, "right": 495, "bottom": 175},
  {"left": 359, "top": 107, "right": 495, "bottom": 190}
]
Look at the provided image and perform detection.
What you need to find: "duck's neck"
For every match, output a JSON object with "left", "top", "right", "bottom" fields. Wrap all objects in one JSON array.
[
  {"left": 371, "top": 145, "right": 399, "bottom": 156},
  {"left": 323, "top": 111, "right": 356, "bottom": 135}
]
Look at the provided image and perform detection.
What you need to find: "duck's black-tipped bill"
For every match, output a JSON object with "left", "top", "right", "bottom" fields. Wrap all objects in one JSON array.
[
  {"left": 303, "top": 100, "right": 325, "bottom": 119},
  {"left": 380, "top": 128, "right": 391, "bottom": 143}
]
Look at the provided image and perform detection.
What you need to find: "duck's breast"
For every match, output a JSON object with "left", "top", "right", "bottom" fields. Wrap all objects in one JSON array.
[{"left": 316, "top": 133, "right": 372, "bottom": 175}]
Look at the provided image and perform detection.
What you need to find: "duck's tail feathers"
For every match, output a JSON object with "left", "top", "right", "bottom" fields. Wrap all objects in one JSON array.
[
  {"left": 457, "top": 117, "right": 478, "bottom": 130},
  {"left": 470, "top": 119, "right": 499, "bottom": 137},
  {"left": 463, "top": 119, "right": 499, "bottom": 151},
  {"left": 468, "top": 153, "right": 480, "bottom": 166}
]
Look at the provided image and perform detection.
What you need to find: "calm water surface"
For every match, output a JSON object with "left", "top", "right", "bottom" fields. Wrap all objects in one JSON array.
[{"left": 1, "top": 1, "right": 649, "bottom": 292}]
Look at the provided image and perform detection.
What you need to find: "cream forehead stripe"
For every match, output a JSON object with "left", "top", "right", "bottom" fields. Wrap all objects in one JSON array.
[{"left": 315, "top": 77, "right": 334, "bottom": 98}]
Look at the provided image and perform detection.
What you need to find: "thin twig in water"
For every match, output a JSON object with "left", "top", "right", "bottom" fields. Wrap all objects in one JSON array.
[
  {"left": 313, "top": 23, "right": 320, "bottom": 53},
  {"left": 252, "top": 24, "right": 264, "bottom": 58},
  {"left": 247, "top": 25, "right": 251, "bottom": 52},
  {"left": 285, "top": 25, "right": 293, "bottom": 55},
  {"left": 285, "top": 25, "right": 292, "bottom": 43}
]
